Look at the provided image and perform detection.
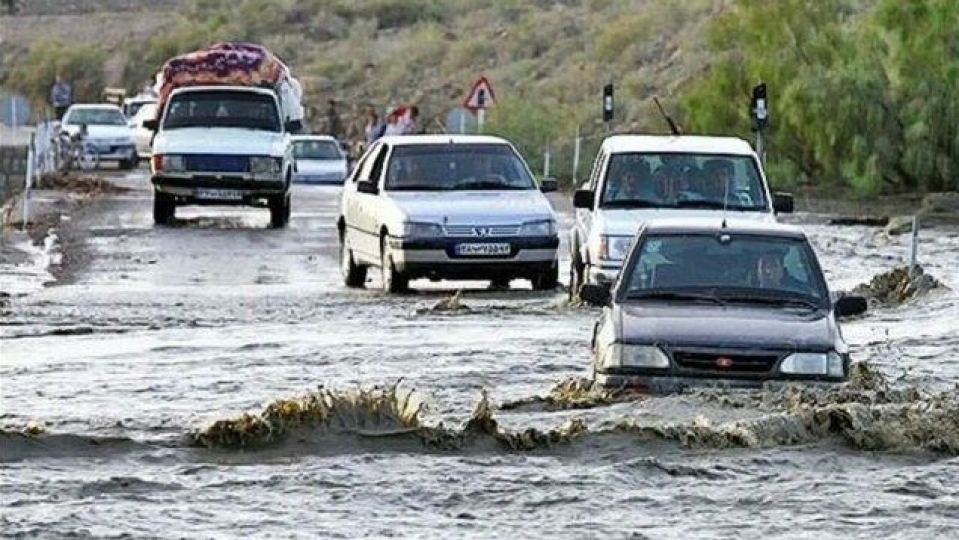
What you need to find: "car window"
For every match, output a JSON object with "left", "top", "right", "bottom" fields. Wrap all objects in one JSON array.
[
  {"left": 601, "top": 152, "right": 768, "bottom": 211},
  {"left": 65, "top": 108, "right": 126, "bottom": 126},
  {"left": 587, "top": 150, "right": 606, "bottom": 191},
  {"left": 162, "top": 91, "right": 280, "bottom": 132},
  {"left": 367, "top": 145, "right": 389, "bottom": 186},
  {"left": 294, "top": 140, "right": 342, "bottom": 160},
  {"left": 349, "top": 144, "right": 377, "bottom": 183},
  {"left": 384, "top": 144, "right": 536, "bottom": 191},
  {"left": 624, "top": 233, "right": 826, "bottom": 301}
]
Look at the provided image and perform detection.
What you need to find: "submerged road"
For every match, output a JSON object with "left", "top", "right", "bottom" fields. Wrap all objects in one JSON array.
[{"left": 1, "top": 169, "right": 957, "bottom": 538}]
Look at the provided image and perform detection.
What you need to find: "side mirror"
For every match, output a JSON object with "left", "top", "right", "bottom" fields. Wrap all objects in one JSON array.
[
  {"left": 540, "top": 177, "right": 558, "bottom": 193},
  {"left": 834, "top": 295, "right": 867, "bottom": 318},
  {"left": 573, "top": 189, "right": 595, "bottom": 209},
  {"left": 143, "top": 119, "right": 159, "bottom": 132},
  {"left": 357, "top": 180, "right": 378, "bottom": 195},
  {"left": 579, "top": 284, "right": 611, "bottom": 306},
  {"left": 773, "top": 192, "right": 794, "bottom": 214},
  {"left": 285, "top": 119, "right": 303, "bottom": 133}
]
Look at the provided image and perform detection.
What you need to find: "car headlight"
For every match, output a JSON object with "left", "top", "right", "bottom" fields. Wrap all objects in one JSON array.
[
  {"left": 156, "top": 154, "right": 184, "bottom": 173},
  {"left": 599, "top": 235, "right": 632, "bottom": 261},
  {"left": 600, "top": 344, "right": 670, "bottom": 369},
  {"left": 520, "top": 219, "right": 557, "bottom": 236},
  {"left": 403, "top": 222, "right": 444, "bottom": 238},
  {"left": 250, "top": 156, "right": 283, "bottom": 176},
  {"left": 779, "top": 352, "right": 844, "bottom": 377}
]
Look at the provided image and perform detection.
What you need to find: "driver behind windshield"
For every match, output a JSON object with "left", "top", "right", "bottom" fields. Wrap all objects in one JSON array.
[
  {"left": 607, "top": 159, "right": 654, "bottom": 202},
  {"left": 756, "top": 252, "right": 808, "bottom": 293}
]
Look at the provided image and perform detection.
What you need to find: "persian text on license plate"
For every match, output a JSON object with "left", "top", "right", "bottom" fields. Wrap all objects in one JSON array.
[
  {"left": 455, "top": 243, "right": 511, "bottom": 256},
  {"left": 195, "top": 189, "right": 243, "bottom": 201}
]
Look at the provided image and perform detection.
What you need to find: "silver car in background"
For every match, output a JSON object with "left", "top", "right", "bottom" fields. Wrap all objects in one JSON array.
[{"left": 292, "top": 135, "right": 349, "bottom": 184}]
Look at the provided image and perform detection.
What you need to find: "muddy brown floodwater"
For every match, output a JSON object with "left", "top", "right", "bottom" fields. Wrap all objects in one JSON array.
[{"left": 1, "top": 170, "right": 957, "bottom": 539}]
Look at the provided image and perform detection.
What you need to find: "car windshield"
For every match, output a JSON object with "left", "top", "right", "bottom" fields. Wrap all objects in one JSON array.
[
  {"left": 623, "top": 233, "right": 827, "bottom": 305},
  {"left": 385, "top": 144, "right": 537, "bottom": 191},
  {"left": 66, "top": 108, "right": 126, "bottom": 126},
  {"left": 601, "top": 152, "right": 768, "bottom": 211},
  {"left": 294, "top": 140, "right": 342, "bottom": 160},
  {"left": 162, "top": 91, "right": 280, "bottom": 132}
]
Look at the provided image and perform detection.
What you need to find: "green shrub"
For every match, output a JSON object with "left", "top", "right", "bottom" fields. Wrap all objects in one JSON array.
[{"left": 2, "top": 40, "right": 106, "bottom": 110}]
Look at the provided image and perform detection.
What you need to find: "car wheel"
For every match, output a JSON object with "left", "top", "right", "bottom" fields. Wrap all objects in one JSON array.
[
  {"left": 153, "top": 192, "right": 175, "bottom": 225},
  {"left": 340, "top": 235, "right": 367, "bottom": 288},
  {"left": 569, "top": 256, "right": 585, "bottom": 301},
  {"left": 380, "top": 237, "right": 409, "bottom": 294},
  {"left": 270, "top": 193, "right": 290, "bottom": 228},
  {"left": 532, "top": 261, "right": 560, "bottom": 291}
]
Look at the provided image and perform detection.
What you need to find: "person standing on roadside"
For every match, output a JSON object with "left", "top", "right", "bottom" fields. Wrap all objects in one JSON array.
[
  {"left": 50, "top": 75, "right": 72, "bottom": 120},
  {"left": 325, "top": 99, "right": 343, "bottom": 139},
  {"left": 402, "top": 105, "right": 422, "bottom": 135},
  {"left": 364, "top": 108, "right": 384, "bottom": 144}
]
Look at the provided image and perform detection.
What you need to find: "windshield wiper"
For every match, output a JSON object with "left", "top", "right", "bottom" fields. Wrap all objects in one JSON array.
[
  {"left": 388, "top": 185, "right": 450, "bottom": 191},
  {"left": 723, "top": 294, "right": 820, "bottom": 309},
  {"left": 627, "top": 290, "right": 726, "bottom": 305},
  {"left": 454, "top": 181, "right": 526, "bottom": 190},
  {"left": 602, "top": 198, "right": 662, "bottom": 208},
  {"left": 673, "top": 199, "right": 728, "bottom": 209}
]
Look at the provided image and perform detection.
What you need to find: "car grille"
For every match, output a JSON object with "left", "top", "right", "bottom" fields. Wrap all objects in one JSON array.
[
  {"left": 671, "top": 350, "right": 781, "bottom": 375},
  {"left": 184, "top": 154, "right": 248, "bottom": 173},
  {"left": 443, "top": 224, "right": 521, "bottom": 237}
]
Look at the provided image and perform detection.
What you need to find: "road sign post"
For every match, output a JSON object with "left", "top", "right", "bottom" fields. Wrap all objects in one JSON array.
[{"left": 464, "top": 77, "right": 495, "bottom": 133}]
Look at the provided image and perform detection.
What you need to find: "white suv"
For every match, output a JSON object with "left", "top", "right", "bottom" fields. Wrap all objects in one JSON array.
[
  {"left": 338, "top": 135, "right": 561, "bottom": 293},
  {"left": 569, "top": 135, "right": 793, "bottom": 295}
]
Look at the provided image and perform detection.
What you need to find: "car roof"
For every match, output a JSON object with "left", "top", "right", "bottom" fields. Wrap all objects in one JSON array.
[
  {"left": 379, "top": 134, "right": 511, "bottom": 146},
  {"left": 169, "top": 85, "right": 277, "bottom": 97},
  {"left": 602, "top": 135, "right": 757, "bottom": 156},
  {"left": 67, "top": 103, "right": 123, "bottom": 111},
  {"left": 292, "top": 134, "right": 338, "bottom": 142},
  {"left": 642, "top": 218, "right": 808, "bottom": 240}
]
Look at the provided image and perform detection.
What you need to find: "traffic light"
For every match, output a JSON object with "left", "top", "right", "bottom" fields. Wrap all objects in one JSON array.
[
  {"left": 751, "top": 83, "right": 768, "bottom": 131},
  {"left": 602, "top": 83, "right": 614, "bottom": 123}
]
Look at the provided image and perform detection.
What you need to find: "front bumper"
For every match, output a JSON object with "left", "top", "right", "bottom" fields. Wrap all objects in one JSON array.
[
  {"left": 389, "top": 235, "right": 559, "bottom": 279},
  {"left": 92, "top": 143, "right": 136, "bottom": 161},
  {"left": 153, "top": 175, "right": 287, "bottom": 206},
  {"left": 293, "top": 173, "right": 345, "bottom": 184},
  {"left": 594, "top": 372, "right": 843, "bottom": 392},
  {"left": 588, "top": 262, "right": 622, "bottom": 286}
]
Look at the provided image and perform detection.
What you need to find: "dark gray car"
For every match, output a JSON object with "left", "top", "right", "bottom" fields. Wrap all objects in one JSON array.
[{"left": 580, "top": 218, "right": 867, "bottom": 391}]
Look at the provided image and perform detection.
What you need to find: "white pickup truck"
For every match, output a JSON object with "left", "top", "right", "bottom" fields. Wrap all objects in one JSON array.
[
  {"left": 338, "top": 135, "right": 561, "bottom": 293},
  {"left": 569, "top": 135, "right": 794, "bottom": 296},
  {"left": 148, "top": 86, "right": 297, "bottom": 227}
]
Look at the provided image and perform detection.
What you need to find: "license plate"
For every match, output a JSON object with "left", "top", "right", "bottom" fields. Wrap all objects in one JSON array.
[
  {"left": 455, "top": 243, "right": 511, "bottom": 256},
  {"left": 195, "top": 188, "right": 243, "bottom": 201}
]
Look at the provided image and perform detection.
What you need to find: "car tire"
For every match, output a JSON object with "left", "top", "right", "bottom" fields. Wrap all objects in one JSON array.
[
  {"left": 270, "top": 193, "right": 290, "bottom": 228},
  {"left": 153, "top": 192, "right": 175, "bottom": 225},
  {"left": 380, "top": 236, "right": 409, "bottom": 294},
  {"left": 532, "top": 261, "right": 560, "bottom": 291},
  {"left": 340, "top": 236, "right": 367, "bottom": 288},
  {"left": 569, "top": 255, "right": 585, "bottom": 301}
]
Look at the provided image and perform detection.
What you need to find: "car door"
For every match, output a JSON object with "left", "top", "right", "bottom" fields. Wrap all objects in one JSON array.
[
  {"left": 351, "top": 144, "right": 390, "bottom": 264},
  {"left": 576, "top": 150, "right": 608, "bottom": 262}
]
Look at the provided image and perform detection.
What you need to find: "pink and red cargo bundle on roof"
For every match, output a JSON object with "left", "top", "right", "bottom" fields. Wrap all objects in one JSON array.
[{"left": 153, "top": 42, "right": 304, "bottom": 122}]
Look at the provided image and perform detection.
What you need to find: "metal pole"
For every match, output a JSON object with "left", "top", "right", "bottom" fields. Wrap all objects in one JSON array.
[
  {"left": 23, "top": 138, "right": 34, "bottom": 227},
  {"left": 756, "top": 131, "right": 765, "bottom": 166},
  {"left": 909, "top": 215, "right": 920, "bottom": 274},
  {"left": 543, "top": 144, "right": 551, "bottom": 179},
  {"left": 572, "top": 126, "right": 581, "bottom": 184},
  {"left": 477, "top": 109, "right": 485, "bottom": 133}
]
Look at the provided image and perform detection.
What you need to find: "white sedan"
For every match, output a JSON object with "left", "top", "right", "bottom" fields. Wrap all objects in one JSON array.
[
  {"left": 292, "top": 135, "right": 349, "bottom": 184},
  {"left": 61, "top": 104, "right": 138, "bottom": 169}
]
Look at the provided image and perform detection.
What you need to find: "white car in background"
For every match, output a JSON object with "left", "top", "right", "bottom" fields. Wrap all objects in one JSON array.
[
  {"left": 61, "top": 104, "right": 138, "bottom": 169},
  {"left": 338, "top": 135, "right": 560, "bottom": 293},
  {"left": 128, "top": 101, "right": 158, "bottom": 159},
  {"left": 292, "top": 135, "right": 348, "bottom": 184},
  {"left": 569, "top": 135, "right": 795, "bottom": 296}
]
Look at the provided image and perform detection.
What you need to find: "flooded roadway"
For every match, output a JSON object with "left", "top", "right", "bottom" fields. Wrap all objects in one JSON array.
[{"left": 1, "top": 170, "right": 957, "bottom": 538}]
